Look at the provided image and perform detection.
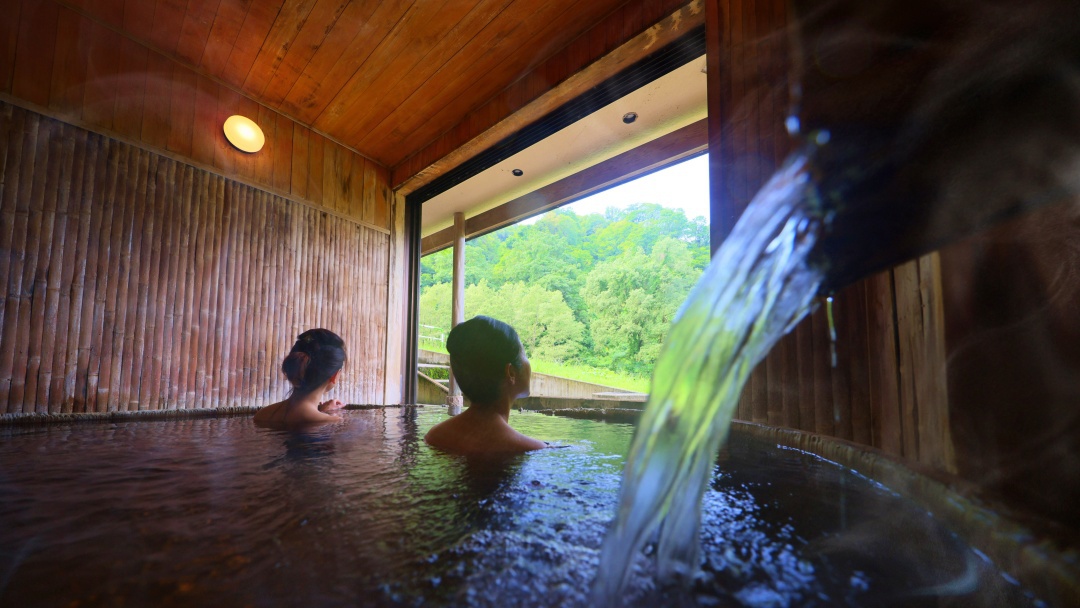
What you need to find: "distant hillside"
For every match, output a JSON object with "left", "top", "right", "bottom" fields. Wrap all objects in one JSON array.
[{"left": 420, "top": 204, "right": 709, "bottom": 377}]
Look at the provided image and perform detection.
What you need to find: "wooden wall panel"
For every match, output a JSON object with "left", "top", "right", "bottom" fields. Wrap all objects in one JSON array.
[
  {"left": 1, "top": 0, "right": 391, "bottom": 231},
  {"left": 0, "top": 104, "right": 391, "bottom": 414},
  {"left": 734, "top": 259, "right": 954, "bottom": 471}
]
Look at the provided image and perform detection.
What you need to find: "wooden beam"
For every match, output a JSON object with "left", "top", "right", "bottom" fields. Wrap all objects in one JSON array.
[
  {"left": 447, "top": 211, "right": 465, "bottom": 405},
  {"left": 392, "top": 0, "right": 706, "bottom": 195},
  {"left": 420, "top": 118, "right": 707, "bottom": 255}
]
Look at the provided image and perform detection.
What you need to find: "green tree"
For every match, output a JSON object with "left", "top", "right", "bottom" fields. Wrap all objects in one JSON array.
[
  {"left": 582, "top": 237, "right": 701, "bottom": 373},
  {"left": 465, "top": 281, "right": 585, "bottom": 363},
  {"left": 420, "top": 248, "right": 453, "bottom": 289},
  {"left": 491, "top": 228, "right": 588, "bottom": 322}
]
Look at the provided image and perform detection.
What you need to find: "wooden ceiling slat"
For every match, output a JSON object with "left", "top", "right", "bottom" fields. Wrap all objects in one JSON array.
[
  {"left": 35, "top": 0, "right": 692, "bottom": 178},
  {"left": 122, "top": 0, "right": 157, "bottom": 44},
  {"left": 175, "top": 0, "right": 223, "bottom": 65},
  {"left": 311, "top": 0, "right": 478, "bottom": 132},
  {"left": 220, "top": 0, "right": 284, "bottom": 88},
  {"left": 68, "top": 0, "right": 125, "bottom": 26},
  {"left": 149, "top": 0, "right": 188, "bottom": 55},
  {"left": 351, "top": 0, "right": 588, "bottom": 156},
  {"left": 253, "top": 0, "right": 350, "bottom": 105},
  {"left": 240, "top": 0, "right": 319, "bottom": 96},
  {"left": 82, "top": 21, "right": 124, "bottom": 130},
  {"left": 280, "top": 0, "right": 413, "bottom": 125},
  {"left": 199, "top": 0, "right": 254, "bottom": 77},
  {"left": 324, "top": 0, "right": 508, "bottom": 144},
  {"left": 363, "top": 0, "right": 624, "bottom": 165}
]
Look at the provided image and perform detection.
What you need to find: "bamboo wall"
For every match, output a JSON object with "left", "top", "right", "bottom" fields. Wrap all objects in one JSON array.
[
  {"left": 0, "top": 103, "right": 391, "bottom": 414},
  {"left": 0, "top": 0, "right": 391, "bottom": 232}
]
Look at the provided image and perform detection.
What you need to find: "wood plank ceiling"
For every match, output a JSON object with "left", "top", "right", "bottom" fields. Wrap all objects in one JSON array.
[{"left": 60, "top": 0, "right": 634, "bottom": 171}]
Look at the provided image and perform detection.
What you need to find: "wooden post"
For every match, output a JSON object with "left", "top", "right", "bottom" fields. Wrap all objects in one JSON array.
[{"left": 447, "top": 211, "right": 465, "bottom": 408}]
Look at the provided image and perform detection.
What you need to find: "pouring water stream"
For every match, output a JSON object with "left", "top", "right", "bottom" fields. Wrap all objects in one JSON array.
[{"left": 593, "top": 148, "right": 830, "bottom": 603}]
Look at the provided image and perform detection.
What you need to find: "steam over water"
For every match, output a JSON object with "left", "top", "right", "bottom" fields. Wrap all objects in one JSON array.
[{"left": 594, "top": 151, "right": 827, "bottom": 603}]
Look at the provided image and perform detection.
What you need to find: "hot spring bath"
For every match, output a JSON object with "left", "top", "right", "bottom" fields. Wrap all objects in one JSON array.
[{"left": 0, "top": 407, "right": 1058, "bottom": 607}]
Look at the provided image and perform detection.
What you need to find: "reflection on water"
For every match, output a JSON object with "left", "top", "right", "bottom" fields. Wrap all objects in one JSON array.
[{"left": 0, "top": 408, "right": 1044, "bottom": 607}]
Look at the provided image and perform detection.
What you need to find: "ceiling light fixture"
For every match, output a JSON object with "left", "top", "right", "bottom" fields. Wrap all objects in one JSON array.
[
  {"left": 511, "top": 168, "right": 524, "bottom": 176},
  {"left": 223, "top": 115, "right": 265, "bottom": 153},
  {"left": 622, "top": 112, "right": 638, "bottom": 124}
]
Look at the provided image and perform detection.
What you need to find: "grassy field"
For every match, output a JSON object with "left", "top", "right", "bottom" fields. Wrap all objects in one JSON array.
[{"left": 419, "top": 345, "right": 650, "bottom": 394}]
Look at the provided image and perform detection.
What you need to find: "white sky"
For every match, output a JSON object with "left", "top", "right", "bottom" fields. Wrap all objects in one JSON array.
[{"left": 556, "top": 153, "right": 710, "bottom": 224}]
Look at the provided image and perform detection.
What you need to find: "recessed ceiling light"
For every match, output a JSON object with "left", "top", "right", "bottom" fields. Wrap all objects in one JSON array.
[
  {"left": 223, "top": 115, "right": 265, "bottom": 153},
  {"left": 622, "top": 112, "right": 638, "bottom": 124},
  {"left": 512, "top": 168, "right": 524, "bottom": 176}
]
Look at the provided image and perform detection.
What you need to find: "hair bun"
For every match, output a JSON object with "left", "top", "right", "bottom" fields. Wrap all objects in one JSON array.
[{"left": 281, "top": 351, "right": 311, "bottom": 386}]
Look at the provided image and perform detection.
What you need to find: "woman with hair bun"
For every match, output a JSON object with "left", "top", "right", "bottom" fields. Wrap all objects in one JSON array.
[
  {"left": 254, "top": 328, "right": 348, "bottom": 427},
  {"left": 424, "top": 316, "right": 546, "bottom": 454}
]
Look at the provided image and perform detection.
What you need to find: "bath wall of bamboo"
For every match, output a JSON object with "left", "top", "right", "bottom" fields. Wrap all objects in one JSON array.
[
  {"left": 0, "top": 0, "right": 391, "bottom": 232},
  {"left": 0, "top": 103, "right": 391, "bottom": 414}
]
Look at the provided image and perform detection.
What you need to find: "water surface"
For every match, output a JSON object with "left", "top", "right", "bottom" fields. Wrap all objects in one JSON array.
[{"left": 0, "top": 408, "right": 1042, "bottom": 607}]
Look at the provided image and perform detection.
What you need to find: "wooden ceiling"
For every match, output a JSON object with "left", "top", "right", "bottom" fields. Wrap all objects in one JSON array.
[{"left": 60, "top": 0, "right": 646, "bottom": 172}]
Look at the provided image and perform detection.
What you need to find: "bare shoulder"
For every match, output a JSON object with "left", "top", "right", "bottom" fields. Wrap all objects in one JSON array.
[
  {"left": 254, "top": 402, "right": 284, "bottom": 424},
  {"left": 509, "top": 429, "right": 547, "bottom": 451}
]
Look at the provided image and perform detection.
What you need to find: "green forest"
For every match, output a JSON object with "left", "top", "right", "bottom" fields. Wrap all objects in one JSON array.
[{"left": 419, "top": 203, "right": 709, "bottom": 386}]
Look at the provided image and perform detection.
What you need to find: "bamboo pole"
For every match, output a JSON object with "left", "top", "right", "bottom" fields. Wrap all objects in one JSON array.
[
  {"left": 158, "top": 160, "right": 186, "bottom": 408},
  {"left": 108, "top": 146, "right": 143, "bottom": 411},
  {"left": 0, "top": 107, "right": 31, "bottom": 414},
  {"left": 17, "top": 116, "right": 56, "bottom": 414},
  {"left": 268, "top": 197, "right": 285, "bottom": 403},
  {"left": 239, "top": 183, "right": 255, "bottom": 406},
  {"left": 26, "top": 120, "right": 64, "bottom": 412},
  {"left": 132, "top": 152, "right": 160, "bottom": 410},
  {"left": 239, "top": 186, "right": 256, "bottom": 403},
  {"left": 256, "top": 192, "right": 273, "bottom": 405},
  {"left": 118, "top": 148, "right": 151, "bottom": 410},
  {"left": 217, "top": 182, "right": 238, "bottom": 407},
  {"left": 267, "top": 198, "right": 283, "bottom": 404},
  {"left": 189, "top": 170, "right": 210, "bottom": 409},
  {"left": 76, "top": 135, "right": 112, "bottom": 413},
  {"left": 60, "top": 128, "right": 92, "bottom": 413},
  {"left": 246, "top": 189, "right": 265, "bottom": 403},
  {"left": 213, "top": 176, "right": 231, "bottom": 406},
  {"left": 95, "top": 143, "right": 130, "bottom": 412},
  {"left": 203, "top": 175, "right": 226, "bottom": 407},
  {"left": 280, "top": 197, "right": 296, "bottom": 398},
  {"left": 177, "top": 166, "right": 201, "bottom": 409},
  {"left": 143, "top": 155, "right": 172, "bottom": 410},
  {"left": 39, "top": 123, "right": 78, "bottom": 411},
  {"left": 376, "top": 231, "right": 390, "bottom": 401}
]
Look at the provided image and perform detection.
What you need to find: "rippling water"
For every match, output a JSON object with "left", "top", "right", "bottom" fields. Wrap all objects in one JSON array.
[{"left": 0, "top": 408, "right": 1043, "bottom": 607}]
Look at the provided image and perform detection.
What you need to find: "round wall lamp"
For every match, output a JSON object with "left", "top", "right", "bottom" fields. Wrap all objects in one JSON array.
[{"left": 223, "top": 115, "right": 265, "bottom": 153}]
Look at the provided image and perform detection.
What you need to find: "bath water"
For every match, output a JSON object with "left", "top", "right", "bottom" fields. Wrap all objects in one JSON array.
[{"left": 0, "top": 407, "right": 1042, "bottom": 606}]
